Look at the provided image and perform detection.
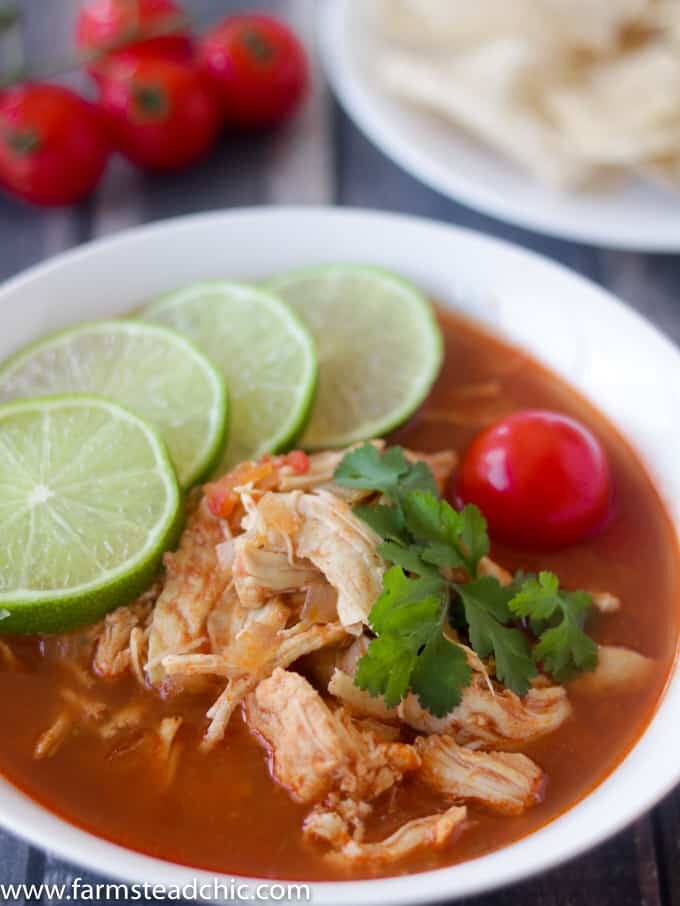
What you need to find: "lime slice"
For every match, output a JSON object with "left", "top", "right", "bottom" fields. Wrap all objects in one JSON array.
[
  {"left": 267, "top": 265, "right": 443, "bottom": 448},
  {"left": 0, "top": 321, "right": 227, "bottom": 489},
  {"left": 0, "top": 395, "right": 181, "bottom": 634},
  {"left": 140, "top": 282, "right": 317, "bottom": 473}
]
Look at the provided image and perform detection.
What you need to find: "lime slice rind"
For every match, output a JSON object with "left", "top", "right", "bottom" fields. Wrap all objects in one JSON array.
[
  {"left": 0, "top": 394, "right": 182, "bottom": 634},
  {"left": 267, "top": 264, "right": 443, "bottom": 449},
  {"left": 0, "top": 321, "right": 228, "bottom": 489},
  {"left": 140, "top": 281, "right": 318, "bottom": 473}
]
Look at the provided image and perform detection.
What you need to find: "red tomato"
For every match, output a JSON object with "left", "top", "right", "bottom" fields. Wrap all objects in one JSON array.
[
  {"left": 458, "top": 410, "right": 612, "bottom": 550},
  {"left": 197, "top": 14, "right": 308, "bottom": 129},
  {"left": 0, "top": 84, "right": 110, "bottom": 206},
  {"left": 97, "top": 56, "right": 222, "bottom": 171},
  {"left": 76, "top": 0, "right": 192, "bottom": 74}
]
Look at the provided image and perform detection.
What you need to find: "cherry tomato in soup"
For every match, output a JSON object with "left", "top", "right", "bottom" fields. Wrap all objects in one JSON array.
[
  {"left": 197, "top": 14, "right": 308, "bottom": 129},
  {"left": 458, "top": 410, "right": 612, "bottom": 550},
  {"left": 76, "top": 0, "right": 192, "bottom": 75},
  {"left": 0, "top": 84, "right": 110, "bottom": 206},
  {"left": 97, "top": 56, "right": 222, "bottom": 172}
]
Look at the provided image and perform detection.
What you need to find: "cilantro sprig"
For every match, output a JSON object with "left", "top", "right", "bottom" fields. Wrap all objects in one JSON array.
[{"left": 334, "top": 443, "right": 599, "bottom": 716}]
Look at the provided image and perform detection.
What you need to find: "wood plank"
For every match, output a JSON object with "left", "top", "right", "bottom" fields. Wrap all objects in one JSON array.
[
  {"left": 456, "top": 819, "right": 663, "bottom": 906},
  {"left": 655, "top": 788, "right": 680, "bottom": 906},
  {"left": 0, "top": 830, "right": 31, "bottom": 889}
]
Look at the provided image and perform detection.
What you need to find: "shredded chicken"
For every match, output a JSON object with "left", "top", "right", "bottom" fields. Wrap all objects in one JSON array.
[
  {"left": 202, "top": 623, "right": 349, "bottom": 750},
  {"left": 570, "top": 645, "right": 654, "bottom": 693},
  {"left": 59, "top": 687, "right": 108, "bottom": 723},
  {"left": 239, "top": 490, "right": 384, "bottom": 629},
  {"left": 232, "top": 546, "right": 321, "bottom": 608},
  {"left": 93, "top": 596, "right": 154, "bottom": 680},
  {"left": 157, "top": 716, "right": 183, "bottom": 789},
  {"left": 401, "top": 676, "right": 572, "bottom": 749},
  {"left": 591, "top": 592, "right": 621, "bottom": 614},
  {"left": 329, "top": 668, "right": 400, "bottom": 723},
  {"left": 416, "top": 735, "right": 545, "bottom": 815},
  {"left": 244, "top": 669, "right": 420, "bottom": 803},
  {"left": 146, "top": 498, "right": 229, "bottom": 685},
  {"left": 330, "top": 637, "right": 569, "bottom": 750},
  {"left": 98, "top": 702, "right": 147, "bottom": 739},
  {"left": 309, "top": 804, "right": 468, "bottom": 865},
  {"left": 34, "top": 713, "right": 73, "bottom": 759}
]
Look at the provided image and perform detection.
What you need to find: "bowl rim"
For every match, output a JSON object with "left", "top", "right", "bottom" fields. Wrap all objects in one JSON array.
[{"left": 0, "top": 204, "right": 678, "bottom": 905}]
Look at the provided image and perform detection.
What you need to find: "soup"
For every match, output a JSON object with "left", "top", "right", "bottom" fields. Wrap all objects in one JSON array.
[{"left": 0, "top": 307, "right": 677, "bottom": 880}]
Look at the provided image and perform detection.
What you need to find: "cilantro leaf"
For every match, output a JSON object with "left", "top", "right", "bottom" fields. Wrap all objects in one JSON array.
[
  {"left": 357, "top": 565, "right": 469, "bottom": 710},
  {"left": 533, "top": 618, "right": 598, "bottom": 682},
  {"left": 355, "top": 636, "right": 416, "bottom": 706},
  {"left": 354, "top": 502, "right": 409, "bottom": 543},
  {"left": 509, "top": 571, "right": 598, "bottom": 681},
  {"left": 459, "top": 504, "right": 490, "bottom": 574},
  {"left": 456, "top": 576, "right": 537, "bottom": 695},
  {"left": 335, "top": 443, "right": 436, "bottom": 502},
  {"left": 377, "top": 541, "right": 439, "bottom": 577},
  {"left": 369, "top": 566, "right": 445, "bottom": 635},
  {"left": 397, "top": 460, "right": 439, "bottom": 497},
  {"left": 400, "top": 492, "right": 488, "bottom": 576},
  {"left": 411, "top": 631, "right": 472, "bottom": 716},
  {"left": 340, "top": 444, "right": 600, "bottom": 714}
]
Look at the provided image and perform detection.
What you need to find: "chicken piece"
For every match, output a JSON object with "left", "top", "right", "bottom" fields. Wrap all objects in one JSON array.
[
  {"left": 240, "top": 490, "right": 384, "bottom": 628},
  {"left": 93, "top": 594, "right": 155, "bottom": 680},
  {"left": 60, "top": 688, "right": 108, "bottom": 723},
  {"left": 310, "top": 804, "right": 468, "bottom": 866},
  {"left": 34, "top": 713, "right": 73, "bottom": 760},
  {"left": 569, "top": 645, "right": 654, "bottom": 694},
  {"left": 416, "top": 735, "right": 545, "bottom": 815},
  {"left": 202, "top": 623, "right": 349, "bottom": 749},
  {"left": 400, "top": 676, "right": 571, "bottom": 749},
  {"left": 146, "top": 498, "right": 229, "bottom": 685},
  {"left": 590, "top": 592, "right": 621, "bottom": 614},
  {"left": 329, "top": 668, "right": 399, "bottom": 723},
  {"left": 156, "top": 716, "right": 183, "bottom": 789},
  {"left": 98, "top": 702, "right": 147, "bottom": 739},
  {"left": 232, "top": 544, "right": 321, "bottom": 608},
  {"left": 330, "top": 633, "right": 569, "bottom": 749},
  {"left": 167, "top": 597, "right": 291, "bottom": 678},
  {"left": 244, "top": 668, "right": 420, "bottom": 803}
]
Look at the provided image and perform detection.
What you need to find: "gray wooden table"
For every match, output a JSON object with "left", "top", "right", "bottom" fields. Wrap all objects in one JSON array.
[{"left": 1, "top": 1, "right": 680, "bottom": 904}]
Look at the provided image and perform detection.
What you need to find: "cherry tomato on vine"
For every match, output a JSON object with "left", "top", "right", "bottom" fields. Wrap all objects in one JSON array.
[
  {"left": 0, "top": 84, "right": 110, "bottom": 206},
  {"left": 76, "top": 0, "right": 192, "bottom": 75},
  {"left": 458, "top": 410, "right": 612, "bottom": 550},
  {"left": 97, "top": 56, "right": 222, "bottom": 172},
  {"left": 197, "top": 14, "right": 308, "bottom": 129}
]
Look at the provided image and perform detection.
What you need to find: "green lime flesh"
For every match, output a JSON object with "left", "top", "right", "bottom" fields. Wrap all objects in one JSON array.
[
  {"left": 140, "top": 281, "right": 317, "bottom": 474},
  {"left": 267, "top": 265, "right": 443, "bottom": 449},
  {"left": 0, "top": 320, "right": 228, "bottom": 489},
  {"left": 0, "top": 395, "right": 181, "bottom": 634}
]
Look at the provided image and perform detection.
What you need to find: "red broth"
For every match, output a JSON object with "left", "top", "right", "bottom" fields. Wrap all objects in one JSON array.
[{"left": 0, "top": 307, "right": 677, "bottom": 880}]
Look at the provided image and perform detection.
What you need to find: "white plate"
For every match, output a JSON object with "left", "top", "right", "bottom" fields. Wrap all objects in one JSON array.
[
  {"left": 0, "top": 207, "right": 679, "bottom": 905},
  {"left": 319, "top": 0, "right": 680, "bottom": 252}
]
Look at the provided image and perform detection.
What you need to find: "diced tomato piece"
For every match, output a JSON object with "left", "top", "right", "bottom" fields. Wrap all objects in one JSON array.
[{"left": 284, "top": 450, "right": 310, "bottom": 474}]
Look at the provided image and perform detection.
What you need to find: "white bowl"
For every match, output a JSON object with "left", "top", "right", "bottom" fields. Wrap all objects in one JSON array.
[
  {"left": 0, "top": 207, "right": 679, "bottom": 904},
  {"left": 319, "top": 0, "right": 680, "bottom": 252}
]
